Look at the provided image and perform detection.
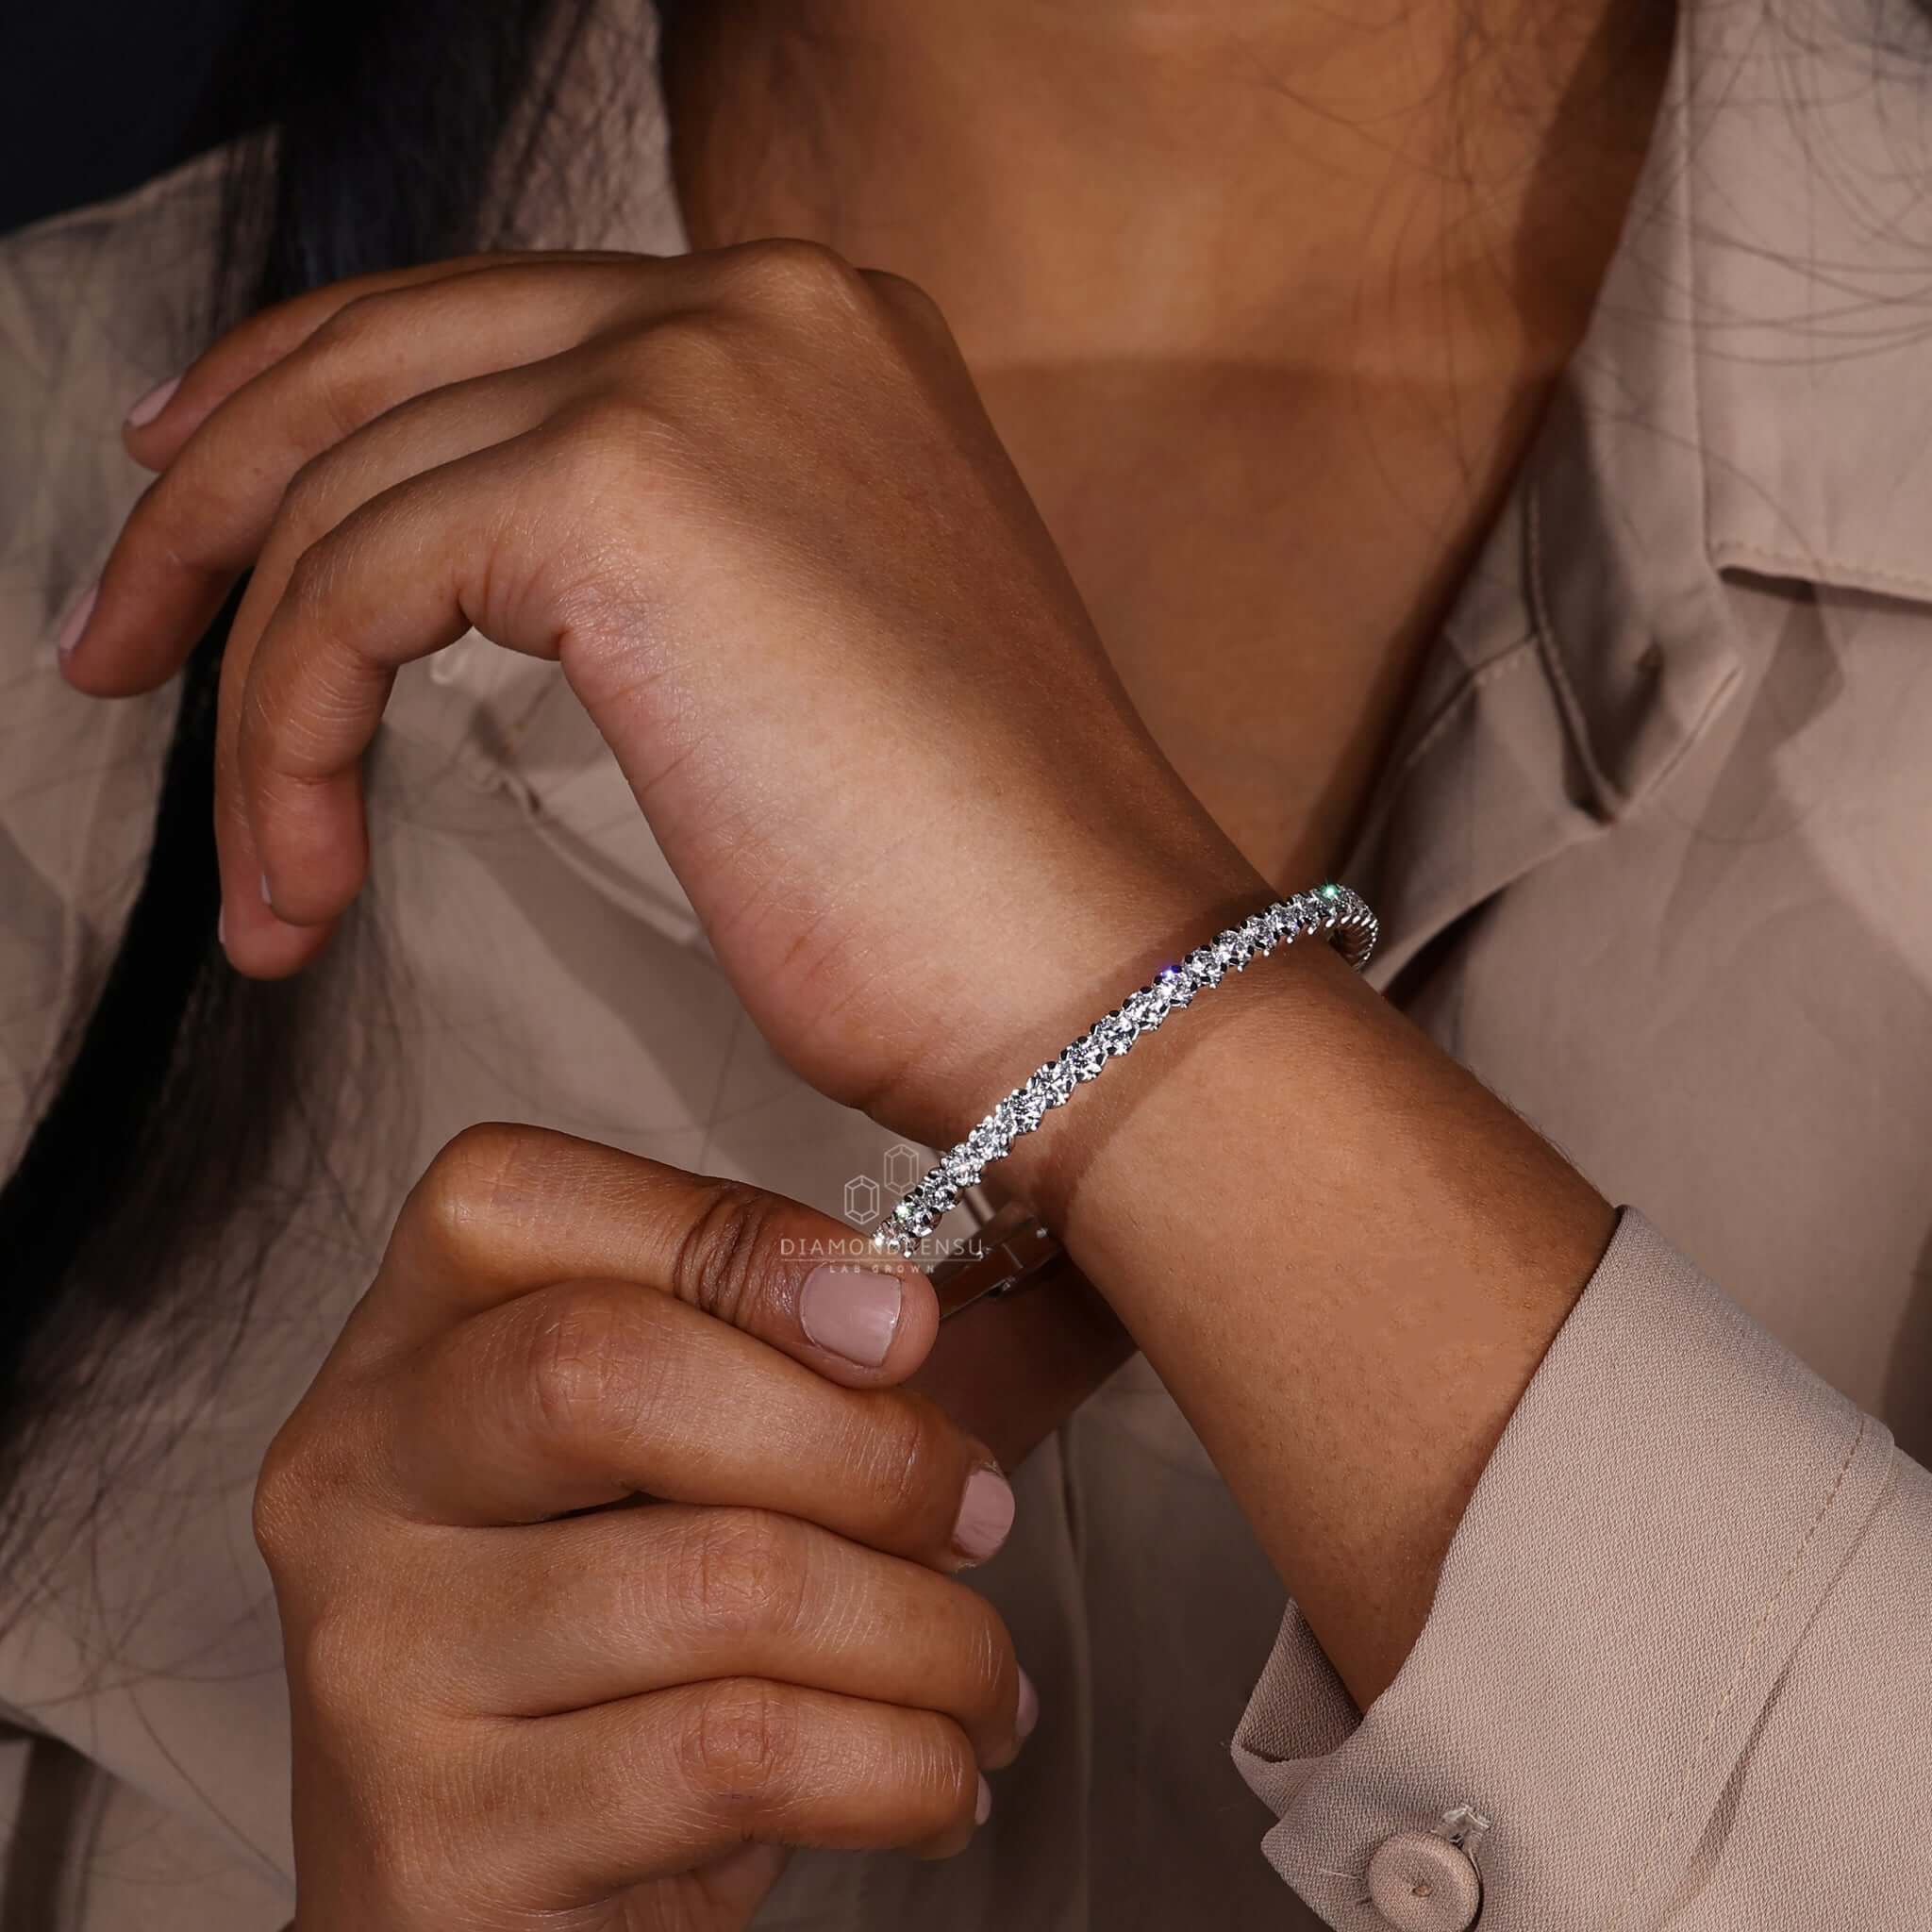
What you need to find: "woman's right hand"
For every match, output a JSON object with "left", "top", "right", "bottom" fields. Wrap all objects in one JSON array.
[{"left": 254, "top": 1124, "right": 1036, "bottom": 1932}]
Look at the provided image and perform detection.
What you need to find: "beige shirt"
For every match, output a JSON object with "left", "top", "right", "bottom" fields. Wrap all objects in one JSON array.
[{"left": 3, "top": 0, "right": 1930, "bottom": 1926}]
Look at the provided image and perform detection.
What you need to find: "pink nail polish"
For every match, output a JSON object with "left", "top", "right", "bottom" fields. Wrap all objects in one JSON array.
[
  {"left": 1014, "top": 1668, "right": 1039, "bottom": 1744},
  {"left": 799, "top": 1263, "right": 903, "bottom": 1367},
  {"left": 125, "top": 374, "right": 181, "bottom": 428},
  {"left": 974, "top": 1775, "right": 992, "bottom": 1825},
  {"left": 55, "top": 584, "right": 98, "bottom": 661},
  {"left": 952, "top": 1467, "right": 1015, "bottom": 1565}
]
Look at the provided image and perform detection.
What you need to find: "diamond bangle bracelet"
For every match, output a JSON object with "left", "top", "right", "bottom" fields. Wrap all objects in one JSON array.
[{"left": 871, "top": 883, "right": 1378, "bottom": 1258}]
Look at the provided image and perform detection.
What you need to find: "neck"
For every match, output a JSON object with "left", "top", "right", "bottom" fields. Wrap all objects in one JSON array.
[
  {"left": 658, "top": 0, "right": 1673, "bottom": 884},
  {"left": 662, "top": 0, "right": 1671, "bottom": 378}
]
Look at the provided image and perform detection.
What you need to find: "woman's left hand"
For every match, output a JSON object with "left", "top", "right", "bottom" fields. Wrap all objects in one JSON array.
[{"left": 67, "top": 244, "right": 1269, "bottom": 1143}]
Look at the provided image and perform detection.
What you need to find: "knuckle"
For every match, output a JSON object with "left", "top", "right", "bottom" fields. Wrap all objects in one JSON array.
[
  {"left": 518, "top": 1283, "right": 654, "bottom": 1445},
  {"left": 302, "top": 292, "right": 398, "bottom": 431},
  {"left": 858, "top": 1394, "right": 942, "bottom": 1534},
  {"left": 861, "top": 267, "right": 948, "bottom": 333},
  {"left": 120, "top": 472, "right": 193, "bottom": 571},
  {"left": 893, "top": 1713, "right": 979, "bottom": 1844},
  {"left": 724, "top": 237, "right": 867, "bottom": 317},
  {"left": 276, "top": 531, "right": 341, "bottom": 637},
  {"left": 250, "top": 1432, "right": 308, "bottom": 1568},
  {"left": 672, "top": 1509, "right": 811, "bottom": 1640},
  {"left": 252, "top": 1411, "right": 359, "bottom": 1571},
  {"left": 541, "top": 398, "right": 686, "bottom": 525},
  {"left": 408, "top": 1122, "right": 530, "bottom": 1266},
  {"left": 277, "top": 448, "right": 341, "bottom": 540},
  {"left": 677, "top": 1677, "right": 801, "bottom": 1807},
  {"left": 668, "top": 1178, "right": 784, "bottom": 1329},
  {"left": 625, "top": 310, "right": 741, "bottom": 390}
]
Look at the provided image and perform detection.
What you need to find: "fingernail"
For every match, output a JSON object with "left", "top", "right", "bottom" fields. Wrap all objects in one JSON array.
[
  {"left": 799, "top": 1263, "right": 903, "bottom": 1368},
  {"left": 258, "top": 871, "right": 274, "bottom": 908},
  {"left": 1014, "top": 1667, "right": 1039, "bottom": 1744},
  {"left": 55, "top": 583, "right": 98, "bottom": 661},
  {"left": 125, "top": 374, "right": 181, "bottom": 428},
  {"left": 974, "top": 1774, "right": 992, "bottom": 1825},
  {"left": 952, "top": 1466, "right": 1015, "bottom": 1565},
  {"left": 216, "top": 905, "right": 227, "bottom": 951}
]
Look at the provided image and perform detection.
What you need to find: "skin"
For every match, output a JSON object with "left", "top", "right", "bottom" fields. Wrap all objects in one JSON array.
[
  {"left": 254, "top": 1124, "right": 1032, "bottom": 1927},
  {"left": 55, "top": 0, "right": 1668, "bottom": 1921}
]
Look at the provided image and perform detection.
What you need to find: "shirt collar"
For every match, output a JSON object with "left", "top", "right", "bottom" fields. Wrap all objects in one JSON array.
[{"left": 1527, "top": 0, "right": 1932, "bottom": 816}]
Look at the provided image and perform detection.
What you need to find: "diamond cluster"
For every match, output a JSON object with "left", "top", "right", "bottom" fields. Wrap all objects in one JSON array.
[{"left": 872, "top": 885, "right": 1377, "bottom": 1257}]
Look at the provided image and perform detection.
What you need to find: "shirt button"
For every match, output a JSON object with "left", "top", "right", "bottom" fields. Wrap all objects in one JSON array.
[{"left": 1365, "top": 1828, "right": 1482, "bottom": 1932}]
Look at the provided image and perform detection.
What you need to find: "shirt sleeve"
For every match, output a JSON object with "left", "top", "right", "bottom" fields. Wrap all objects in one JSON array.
[{"left": 1230, "top": 1208, "right": 1926, "bottom": 1931}]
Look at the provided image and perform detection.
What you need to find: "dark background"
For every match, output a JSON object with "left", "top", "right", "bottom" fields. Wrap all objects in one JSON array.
[{"left": 1, "top": 0, "right": 268, "bottom": 234}]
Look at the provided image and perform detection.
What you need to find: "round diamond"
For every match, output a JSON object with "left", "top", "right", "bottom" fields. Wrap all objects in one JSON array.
[
  {"left": 1010, "top": 1083, "right": 1049, "bottom": 1131},
  {"left": 1156, "top": 967, "right": 1193, "bottom": 1009},
  {"left": 1187, "top": 948, "right": 1224, "bottom": 990},
  {"left": 1069, "top": 1035, "right": 1108, "bottom": 1080},
  {"left": 942, "top": 1147, "right": 981, "bottom": 1187},
  {"left": 1095, "top": 1011, "right": 1137, "bottom": 1057},
  {"left": 1038, "top": 1059, "right": 1077, "bottom": 1105}
]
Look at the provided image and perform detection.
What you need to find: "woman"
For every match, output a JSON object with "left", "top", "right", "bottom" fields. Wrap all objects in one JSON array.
[{"left": 3, "top": 0, "right": 1928, "bottom": 1924}]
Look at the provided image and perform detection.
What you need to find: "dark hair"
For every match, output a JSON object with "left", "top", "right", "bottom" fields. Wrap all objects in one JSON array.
[{"left": 0, "top": 0, "right": 614, "bottom": 1587}]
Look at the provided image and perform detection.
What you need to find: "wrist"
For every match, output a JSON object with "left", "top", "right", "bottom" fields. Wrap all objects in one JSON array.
[
  {"left": 998, "top": 931, "right": 1356, "bottom": 1234},
  {"left": 869, "top": 853, "right": 1360, "bottom": 1238}
]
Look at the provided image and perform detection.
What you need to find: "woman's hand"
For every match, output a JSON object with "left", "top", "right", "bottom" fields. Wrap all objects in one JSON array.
[
  {"left": 67, "top": 245, "right": 1268, "bottom": 1144},
  {"left": 256, "top": 1123, "right": 1035, "bottom": 1931}
]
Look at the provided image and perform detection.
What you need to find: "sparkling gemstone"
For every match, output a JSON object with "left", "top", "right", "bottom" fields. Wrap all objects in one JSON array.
[
  {"left": 942, "top": 1147, "right": 980, "bottom": 1186},
  {"left": 1009, "top": 1083, "right": 1049, "bottom": 1131},
  {"left": 1121, "top": 989, "right": 1164, "bottom": 1031},
  {"left": 1187, "top": 947, "right": 1224, "bottom": 990},
  {"left": 1038, "top": 1059, "right": 1078, "bottom": 1105},
  {"left": 967, "top": 1121, "right": 1008, "bottom": 1163},
  {"left": 923, "top": 1180, "right": 960, "bottom": 1217},
  {"left": 1241, "top": 913, "right": 1274, "bottom": 955},
  {"left": 1155, "top": 967, "right": 1193, "bottom": 1008},
  {"left": 1068, "top": 1035, "right": 1108, "bottom": 1080},
  {"left": 1095, "top": 1010, "right": 1138, "bottom": 1057}
]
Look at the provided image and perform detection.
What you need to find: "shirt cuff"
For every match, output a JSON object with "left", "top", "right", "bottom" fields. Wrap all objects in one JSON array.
[{"left": 1230, "top": 1208, "right": 1895, "bottom": 1930}]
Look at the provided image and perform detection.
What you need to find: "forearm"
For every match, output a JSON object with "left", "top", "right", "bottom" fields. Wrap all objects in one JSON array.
[{"left": 1002, "top": 935, "right": 1613, "bottom": 1708}]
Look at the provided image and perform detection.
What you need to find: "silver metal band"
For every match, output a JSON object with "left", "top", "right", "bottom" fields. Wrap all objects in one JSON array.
[{"left": 872, "top": 884, "right": 1377, "bottom": 1257}]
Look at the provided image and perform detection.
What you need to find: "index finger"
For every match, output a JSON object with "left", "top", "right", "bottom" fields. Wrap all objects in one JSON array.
[{"left": 346, "top": 1123, "right": 940, "bottom": 1391}]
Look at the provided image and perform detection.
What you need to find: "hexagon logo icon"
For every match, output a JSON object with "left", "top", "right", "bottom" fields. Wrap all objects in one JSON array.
[
  {"left": 882, "top": 1142, "right": 924, "bottom": 1195},
  {"left": 843, "top": 1174, "right": 882, "bottom": 1227}
]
